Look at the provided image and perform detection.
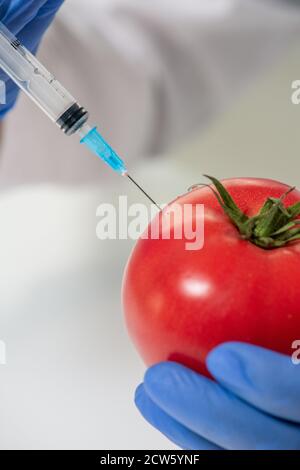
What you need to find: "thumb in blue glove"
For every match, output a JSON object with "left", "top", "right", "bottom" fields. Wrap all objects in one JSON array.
[
  {"left": 135, "top": 343, "right": 300, "bottom": 450},
  {"left": 0, "top": 0, "right": 64, "bottom": 118}
]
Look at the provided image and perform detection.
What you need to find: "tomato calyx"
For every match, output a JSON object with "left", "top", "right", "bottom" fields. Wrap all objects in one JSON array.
[{"left": 205, "top": 175, "right": 300, "bottom": 249}]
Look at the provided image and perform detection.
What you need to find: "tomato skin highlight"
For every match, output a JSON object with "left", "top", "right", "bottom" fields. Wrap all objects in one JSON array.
[{"left": 122, "top": 178, "right": 300, "bottom": 376}]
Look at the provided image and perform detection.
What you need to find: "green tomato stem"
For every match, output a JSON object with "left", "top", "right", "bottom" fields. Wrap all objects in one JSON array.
[{"left": 204, "top": 175, "right": 300, "bottom": 249}]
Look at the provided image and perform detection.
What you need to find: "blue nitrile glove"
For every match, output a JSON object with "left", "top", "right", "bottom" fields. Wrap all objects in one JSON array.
[
  {"left": 0, "top": 0, "right": 64, "bottom": 118},
  {"left": 135, "top": 343, "right": 300, "bottom": 450}
]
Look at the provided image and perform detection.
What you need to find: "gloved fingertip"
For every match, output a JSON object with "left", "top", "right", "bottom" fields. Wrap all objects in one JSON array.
[
  {"left": 134, "top": 380, "right": 221, "bottom": 451},
  {"left": 134, "top": 383, "right": 145, "bottom": 407},
  {"left": 144, "top": 361, "right": 184, "bottom": 393},
  {"left": 206, "top": 342, "right": 246, "bottom": 383},
  {"left": 134, "top": 384, "right": 156, "bottom": 425}
]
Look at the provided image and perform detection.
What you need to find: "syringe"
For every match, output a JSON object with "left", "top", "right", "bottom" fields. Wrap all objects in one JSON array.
[{"left": 0, "top": 21, "right": 160, "bottom": 209}]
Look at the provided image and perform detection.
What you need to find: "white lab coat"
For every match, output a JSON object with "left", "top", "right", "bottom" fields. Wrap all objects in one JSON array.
[{"left": 1, "top": 0, "right": 300, "bottom": 186}]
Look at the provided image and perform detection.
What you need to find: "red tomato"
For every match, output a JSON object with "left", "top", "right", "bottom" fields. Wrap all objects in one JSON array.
[{"left": 122, "top": 178, "right": 300, "bottom": 376}]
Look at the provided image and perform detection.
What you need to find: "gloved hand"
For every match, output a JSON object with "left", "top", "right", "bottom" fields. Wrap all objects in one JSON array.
[
  {"left": 0, "top": 0, "right": 64, "bottom": 118},
  {"left": 135, "top": 342, "right": 300, "bottom": 450}
]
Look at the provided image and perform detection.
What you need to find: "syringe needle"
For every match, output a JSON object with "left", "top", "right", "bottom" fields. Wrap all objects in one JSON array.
[
  {"left": 127, "top": 174, "right": 161, "bottom": 210},
  {"left": 79, "top": 128, "right": 161, "bottom": 210}
]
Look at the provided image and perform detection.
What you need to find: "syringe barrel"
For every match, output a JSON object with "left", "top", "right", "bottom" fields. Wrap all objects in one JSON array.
[{"left": 0, "top": 21, "right": 88, "bottom": 135}]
